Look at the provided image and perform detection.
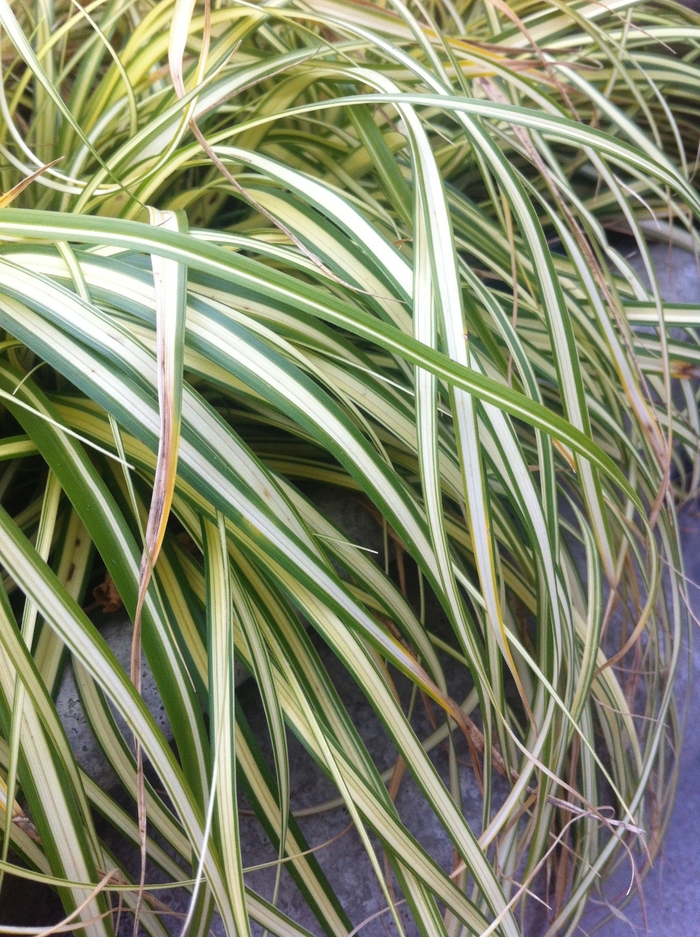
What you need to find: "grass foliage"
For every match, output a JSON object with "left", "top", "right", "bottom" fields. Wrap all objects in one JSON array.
[{"left": 0, "top": 0, "right": 699, "bottom": 934}]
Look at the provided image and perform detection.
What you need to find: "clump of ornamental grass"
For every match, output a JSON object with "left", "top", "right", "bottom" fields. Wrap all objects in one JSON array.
[{"left": 0, "top": 1, "right": 698, "bottom": 935}]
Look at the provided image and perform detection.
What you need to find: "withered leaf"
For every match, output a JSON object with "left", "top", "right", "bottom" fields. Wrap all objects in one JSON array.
[{"left": 92, "top": 572, "right": 123, "bottom": 614}]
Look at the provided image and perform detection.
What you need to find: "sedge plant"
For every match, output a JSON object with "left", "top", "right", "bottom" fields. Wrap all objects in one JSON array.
[{"left": 0, "top": 0, "right": 698, "bottom": 935}]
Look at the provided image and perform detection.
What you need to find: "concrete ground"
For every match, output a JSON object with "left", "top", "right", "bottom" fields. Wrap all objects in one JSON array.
[{"left": 577, "top": 509, "right": 700, "bottom": 937}]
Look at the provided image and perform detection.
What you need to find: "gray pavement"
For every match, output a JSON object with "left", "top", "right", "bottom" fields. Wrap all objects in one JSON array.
[{"left": 576, "top": 506, "right": 700, "bottom": 937}]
